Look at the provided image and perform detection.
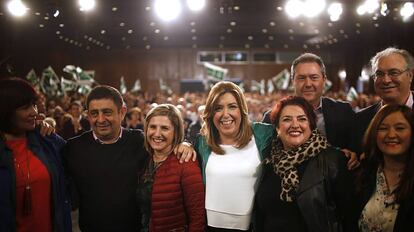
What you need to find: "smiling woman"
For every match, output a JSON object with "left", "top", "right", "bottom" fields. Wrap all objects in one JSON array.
[
  {"left": 195, "top": 81, "right": 274, "bottom": 232},
  {"left": 356, "top": 104, "right": 414, "bottom": 232},
  {"left": 138, "top": 104, "right": 205, "bottom": 232},
  {"left": 255, "top": 96, "right": 357, "bottom": 232}
]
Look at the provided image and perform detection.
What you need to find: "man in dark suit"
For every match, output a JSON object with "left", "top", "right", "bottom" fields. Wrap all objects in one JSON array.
[
  {"left": 354, "top": 47, "right": 414, "bottom": 154},
  {"left": 263, "top": 53, "right": 358, "bottom": 169}
]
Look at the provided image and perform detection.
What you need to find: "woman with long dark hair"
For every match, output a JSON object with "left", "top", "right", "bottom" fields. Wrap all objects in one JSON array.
[{"left": 356, "top": 104, "right": 414, "bottom": 232}]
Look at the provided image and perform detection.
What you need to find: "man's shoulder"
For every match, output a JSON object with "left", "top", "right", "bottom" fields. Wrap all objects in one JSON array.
[
  {"left": 66, "top": 130, "right": 93, "bottom": 143},
  {"left": 121, "top": 128, "right": 144, "bottom": 140},
  {"left": 356, "top": 102, "right": 380, "bottom": 116},
  {"left": 322, "top": 97, "right": 352, "bottom": 108}
]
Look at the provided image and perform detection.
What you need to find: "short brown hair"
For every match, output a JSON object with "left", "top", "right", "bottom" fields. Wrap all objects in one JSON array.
[
  {"left": 201, "top": 81, "right": 252, "bottom": 155},
  {"left": 144, "top": 104, "right": 184, "bottom": 154},
  {"left": 291, "top": 53, "right": 326, "bottom": 79}
]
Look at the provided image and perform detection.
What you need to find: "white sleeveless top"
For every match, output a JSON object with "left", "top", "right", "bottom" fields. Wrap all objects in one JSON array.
[{"left": 205, "top": 139, "right": 261, "bottom": 230}]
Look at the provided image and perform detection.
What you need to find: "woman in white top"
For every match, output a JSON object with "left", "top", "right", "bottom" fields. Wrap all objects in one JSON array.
[{"left": 195, "top": 81, "right": 274, "bottom": 232}]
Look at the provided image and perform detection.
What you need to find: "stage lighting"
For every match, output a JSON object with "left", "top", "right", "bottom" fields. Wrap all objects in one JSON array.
[
  {"left": 285, "top": 0, "right": 302, "bottom": 18},
  {"left": 400, "top": 2, "right": 414, "bottom": 20},
  {"left": 187, "top": 0, "right": 205, "bottom": 11},
  {"left": 154, "top": 0, "right": 182, "bottom": 21},
  {"left": 7, "top": 0, "right": 27, "bottom": 17},
  {"left": 328, "top": 2, "right": 343, "bottom": 21},
  {"left": 303, "top": 0, "right": 326, "bottom": 18},
  {"left": 78, "top": 0, "right": 95, "bottom": 12}
]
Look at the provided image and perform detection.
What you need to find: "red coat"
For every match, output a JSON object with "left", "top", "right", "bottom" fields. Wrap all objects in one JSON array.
[{"left": 151, "top": 154, "right": 206, "bottom": 232}]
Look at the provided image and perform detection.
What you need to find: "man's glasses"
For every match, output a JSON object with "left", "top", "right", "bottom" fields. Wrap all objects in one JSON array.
[{"left": 372, "top": 68, "right": 410, "bottom": 80}]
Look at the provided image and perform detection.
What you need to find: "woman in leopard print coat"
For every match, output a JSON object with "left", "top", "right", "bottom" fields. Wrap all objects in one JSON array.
[{"left": 255, "top": 96, "right": 358, "bottom": 232}]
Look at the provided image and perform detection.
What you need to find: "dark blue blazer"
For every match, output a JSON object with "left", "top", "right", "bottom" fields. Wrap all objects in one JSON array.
[{"left": 0, "top": 131, "right": 72, "bottom": 232}]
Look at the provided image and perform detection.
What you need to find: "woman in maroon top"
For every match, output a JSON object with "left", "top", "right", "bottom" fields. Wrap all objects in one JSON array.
[
  {"left": 0, "top": 78, "right": 71, "bottom": 232},
  {"left": 137, "top": 104, "right": 205, "bottom": 232}
]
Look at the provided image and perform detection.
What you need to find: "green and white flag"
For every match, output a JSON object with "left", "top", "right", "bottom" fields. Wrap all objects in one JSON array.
[
  {"left": 26, "top": 69, "right": 39, "bottom": 88},
  {"left": 61, "top": 77, "right": 77, "bottom": 92},
  {"left": 78, "top": 85, "right": 92, "bottom": 95},
  {"left": 272, "top": 69, "right": 290, "bottom": 90},
  {"left": 131, "top": 79, "right": 142, "bottom": 92},
  {"left": 159, "top": 78, "right": 172, "bottom": 95},
  {"left": 120, "top": 76, "right": 127, "bottom": 94},
  {"left": 251, "top": 79, "right": 265, "bottom": 95},
  {"left": 204, "top": 62, "right": 228, "bottom": 81},
  {"left": 40, "top": 66, "right": 61, "bottom": 97},
  {"left": 346, "top": 86, "right": 358, "bottom": 101},
  {"left": 324, "top": 79, "right": 333, "bottom": 93},
  {"left": 267, "top": 79, "right": 275, "bottom": 94}
]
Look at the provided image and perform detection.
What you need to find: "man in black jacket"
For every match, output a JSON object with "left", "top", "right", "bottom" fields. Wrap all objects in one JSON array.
[
  {"left": 354, "top": 47, "right": 414, "bottom": 154},
  {"left": 263, "top": 53, "right": 358, "bottom": 169},
  {"left": 63, "top": 85, "right": 196, "bottom": 232}
]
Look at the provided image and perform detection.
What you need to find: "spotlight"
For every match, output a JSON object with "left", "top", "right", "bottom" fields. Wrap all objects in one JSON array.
[
  {"left": 154, "top": 0, "right": 182, "bottom": 21},
  {"left": 303, "top": 0, "right": 326, "bottom": 18},
  {"left": 328, "top": 2, "right": 343, "bottom": 21},
  {"left": 285, "top": 0, "right": 302, "bottom": 18},
  {"left": 187, "top": 0, "right": 205, "bottom": 11},
  {"left": 78, "top": 0, "right": 95, "bottom": 12},
  {"left": 400, "top": 2, "right": 414, "bottom": 20},
  {"left": 7, "top": 0, "right": 28, "bottom": 17}
]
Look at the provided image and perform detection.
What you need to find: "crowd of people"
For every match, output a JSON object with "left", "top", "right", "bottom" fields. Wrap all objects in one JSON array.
[{"left": 0, "top": 46, "right": 413, "bottom": 232}]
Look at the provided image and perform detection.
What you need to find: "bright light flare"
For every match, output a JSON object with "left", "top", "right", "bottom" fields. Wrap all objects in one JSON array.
[
  {"left": 78, "top": 0, "right": 95, "bottom": 12},
  {"left": 285, "top": 0, "right": 303, "bottom": 18},
  {"left": 338, "top": 70, "right": 347, "bottom": 81},
  {"left": 154, "top": 0, "right": 182, "bottom": 21},
  {"left": 380, "top": 2, "right": 389, "bottom": 16},
  {"left": 365, "top": 0, "right": 380, "bottom": 14},
  {"left": 328, "top": 2, "right": 342, "bottom": 21},
  {"left": 303, "top": 0, "right": 326, "bottom": 18},
  {"left": 400, "top": 2, "right": 414, "bottom": 20},
  {"left": 7, "top": 0, "right": 28, "bottom": 17},
  {"left": 187, "top": 0, "right": 205, "bottom": 11}
]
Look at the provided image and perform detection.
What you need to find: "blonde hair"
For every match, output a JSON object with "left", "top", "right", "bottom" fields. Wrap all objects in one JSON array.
[
  {"left": 144, "top": 104, "right": 184, "bottom": 154},
  {"left": 201, "top": 81, "right": 252, "bottom": 155}
]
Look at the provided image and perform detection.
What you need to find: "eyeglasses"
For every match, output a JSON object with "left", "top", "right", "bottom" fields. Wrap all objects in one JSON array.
[{"left": 372, "top": 68, "right": 410, "bottom": 80}]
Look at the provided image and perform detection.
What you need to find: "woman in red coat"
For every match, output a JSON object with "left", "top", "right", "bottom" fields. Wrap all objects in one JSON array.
[{"left": 138, "top": 104, "right": 205, "bottom": 232}]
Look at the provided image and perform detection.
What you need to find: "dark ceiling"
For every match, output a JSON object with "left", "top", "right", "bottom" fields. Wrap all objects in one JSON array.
[{"left": 0, "top": 0, "right": 413, "bottom": 52}]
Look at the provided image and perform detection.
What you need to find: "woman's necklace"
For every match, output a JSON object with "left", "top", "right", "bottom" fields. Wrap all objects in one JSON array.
[{"left": 14, "top": 153, "right": 32, "bottom": 216}]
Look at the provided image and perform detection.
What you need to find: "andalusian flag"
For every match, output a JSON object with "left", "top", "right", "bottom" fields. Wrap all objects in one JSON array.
[
  {"left": 346, "top": 86, "right": 358, "bottom": 101},
  {"left": 26, "top": 69, "right": 39, "bottom": 89},
  {"left": 131, "top": 79, "right": 142, "bottom": 92},
  {"left": 40, "top": 66, "right": 61, "bottom": 97},
  {"left": 204, "top": 62, "right": 228, "bottom": 81},
  {"left": 272, "top": 69, "right": 290, "bottom": 90},
  {"left": 251, "top": 79, "right": 265, "bottom": 95},
  {"left": 324, "top": 79, "right": 333, "bottom": 93},
  {"left": 120, "top": 76, "right": 127, "bottom": 94}
]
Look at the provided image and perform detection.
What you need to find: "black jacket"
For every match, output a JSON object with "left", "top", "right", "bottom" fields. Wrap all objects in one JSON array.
[
  {"left": 263, "top": 97, "right": 355, "bottom": 150},
  {"left": 297, "top": 147, "right": 357, "bottom": 232},
  {"left": 255, "top": 147, "right": 357, "bottom": 232},
  {"left": 356, "top": 161, "right": 414, "bottom": 232}
]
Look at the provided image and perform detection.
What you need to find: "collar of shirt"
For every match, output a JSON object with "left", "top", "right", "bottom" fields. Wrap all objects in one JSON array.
[
  {"left": 406, "top": 92, "right": 413, "bottom": 109},
  {"left": 380, "top": 92, "right": 413, "bottom": 109},
  {"left": 92, "top": 128, "right": 123, "bottom": 144},
  {"left": 314, "top": 98, "right": 323, "bottom": 113}
]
